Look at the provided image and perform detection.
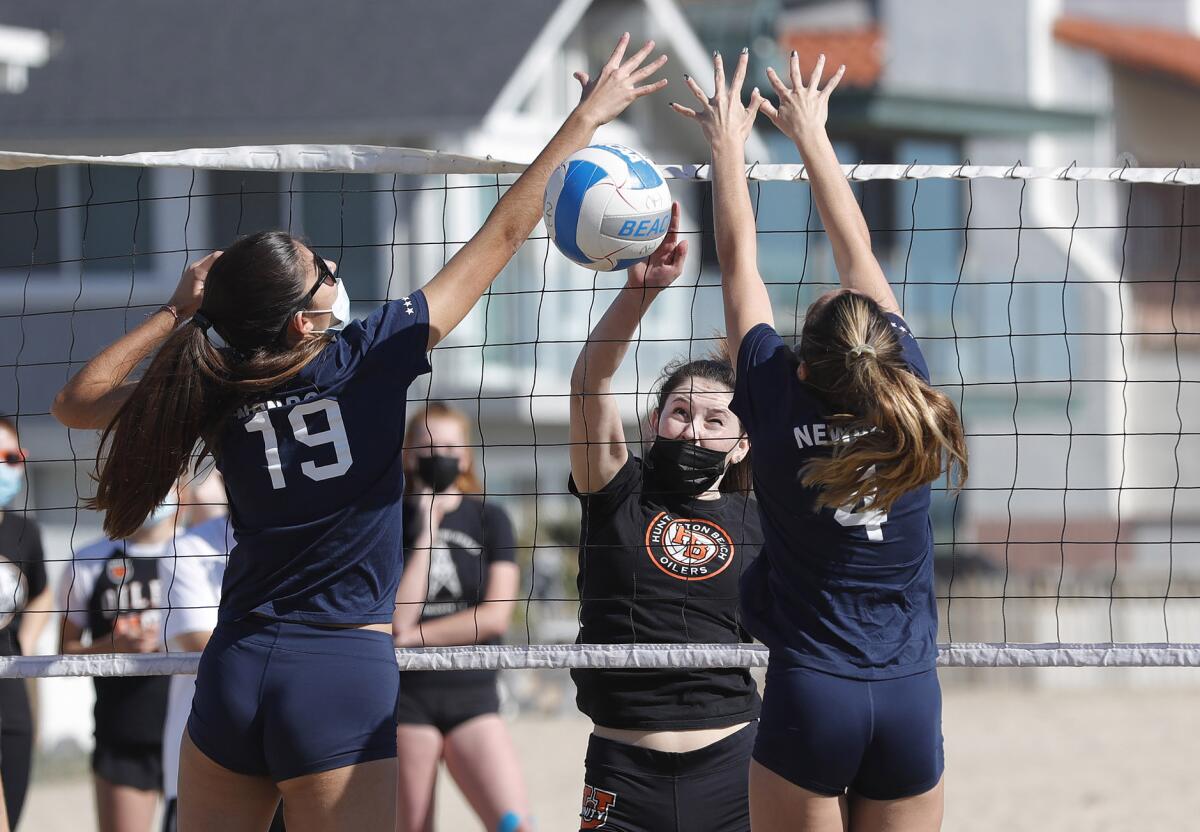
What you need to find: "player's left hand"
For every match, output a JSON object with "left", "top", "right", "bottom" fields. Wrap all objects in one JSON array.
[
  {"left": 626, "top": 202, "right": 688, "bottom": 291},
  {"left": 672, "top": 49, "right": 764, "bottom": 153}
]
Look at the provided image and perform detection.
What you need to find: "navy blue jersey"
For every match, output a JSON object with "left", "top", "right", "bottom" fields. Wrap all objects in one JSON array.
[
  {"left": 215, "top": 291, "right": 431, "bottom": 625},
  {"left": 730, "top": 315, "right": 937, "bottom": 680}
]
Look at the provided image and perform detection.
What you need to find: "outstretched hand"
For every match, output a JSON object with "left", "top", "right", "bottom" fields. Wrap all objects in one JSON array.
[
  {"left": 573, "top": 33, "right": 669, "bottom": 128},
  {"left": 671, "top": 49, "right": 764, "bottom": 152},
  {"left": 626, "top": 202, "right": 689, "bottom": 291},
  {"left": 760, "top": 52, "right": 845, "bottom": 144}
]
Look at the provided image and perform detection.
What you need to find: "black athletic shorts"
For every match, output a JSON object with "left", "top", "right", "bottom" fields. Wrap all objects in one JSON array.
[
  {"left": 578, "top": 722, "right": 755, "bottom": 832},
  {"left": 92, "top": 740, "right": 163, "bottom": 792},
  {"left": 394, "top": 674, "right": 500, "bottom": 734}
]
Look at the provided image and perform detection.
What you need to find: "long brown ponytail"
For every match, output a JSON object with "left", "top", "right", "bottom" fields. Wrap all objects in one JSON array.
[
  {"left": 90, "top": 231, "right": 330, "bottom": 538},
  {"left": 798, "top": 290, "right": 967, "bottom": 514}
]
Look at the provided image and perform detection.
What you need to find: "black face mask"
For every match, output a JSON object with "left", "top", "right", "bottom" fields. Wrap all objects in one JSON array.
[
  {"left": 644, "top": 437, "right": 730, "bottom": 497},
  {"left": 416, "top": 455, "right": 460, "bottom": 494}
]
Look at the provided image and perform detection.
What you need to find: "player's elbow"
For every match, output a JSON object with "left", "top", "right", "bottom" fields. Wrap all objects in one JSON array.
[
  {"left": 479, "top": 604, "right": 513, "bottom": 641},
  {"left": 51, "top": 388, "right": 83, "bottom": 429}
]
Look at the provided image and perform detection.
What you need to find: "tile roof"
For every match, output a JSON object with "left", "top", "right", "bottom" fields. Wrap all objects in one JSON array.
[
  {"left": 778, "top": 27, "right": 882, "bottom": 89},
  {"left": 1054, "top": 16, "right": 1200, "bottom": 88}
]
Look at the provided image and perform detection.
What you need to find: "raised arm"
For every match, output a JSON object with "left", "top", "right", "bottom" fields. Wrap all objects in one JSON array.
[
  {"left": 673, "top": 50, "right": 770, "bottom": 363},
  {"left": 420, "top": 34, "right": 669, "bottom": 349},
  {"left": 51, "top": 252, "right": 219, "bottom": 430},
  {"left": 569, "top": 204, "right": 688, "bottom": 493},
  {"left": 761, "top": 54, "right": 898, "bottom": 315}
]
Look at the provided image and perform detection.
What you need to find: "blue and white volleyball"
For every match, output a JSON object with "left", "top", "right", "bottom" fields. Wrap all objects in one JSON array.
[{"left": 544, "top": 144, "right": 672, "bottom": 272}]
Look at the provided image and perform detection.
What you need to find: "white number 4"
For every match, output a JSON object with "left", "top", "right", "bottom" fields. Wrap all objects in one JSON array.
[
  {"left": 244, "top": 399, "right": 353, "bottom": 490},
  {"left": 833, "top": 466, "right": 887, "bottom": 542}
]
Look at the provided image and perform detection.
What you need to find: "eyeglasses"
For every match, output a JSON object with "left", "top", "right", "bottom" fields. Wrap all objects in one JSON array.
[
  {"left": 1, "top": 452, "right": 25, "bottom": 466},
  {"left": 298, "top": 250, "right": 338, "bottom": 309},
  {"left": 276, "top": 249, "right": 338, "bottom": 341}
]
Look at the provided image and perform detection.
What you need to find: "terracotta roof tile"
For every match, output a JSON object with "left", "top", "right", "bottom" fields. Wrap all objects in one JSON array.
[
  {"left": 779, "top": 27, "right": 883, "bottom": 89},
  {"left": 1055, "top": 16, "right": 1200, "bottom": 88}
]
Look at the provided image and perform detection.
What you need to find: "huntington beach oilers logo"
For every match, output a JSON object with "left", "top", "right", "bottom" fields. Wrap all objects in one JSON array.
[
  {"left": 644, "top": 512, "right": 734, "bottom": 581},
  {"left": 580, "top": 784, "right": 617, "bottom": 829}
]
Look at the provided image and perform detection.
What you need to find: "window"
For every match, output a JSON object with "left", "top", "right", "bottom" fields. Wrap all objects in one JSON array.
[
  {"left": 0, "top": 167, "right": 60, "bottom": 272},
  {"left": 77, "top": 165, "right": 155, "bottom": 272},
  {"left": 299, "top": 173, "right": 382, "bottom": 307},
  {"left": 1125, "top": 182, "right": 1200, "bottom": 337},
  {"left": 207, "top": 171, "right": 285, "bottom": 250}
]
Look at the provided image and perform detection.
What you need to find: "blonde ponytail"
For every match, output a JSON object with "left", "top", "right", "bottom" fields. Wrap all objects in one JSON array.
[{"left": 798, "top": 291, "right": 967, "bottom": 514}]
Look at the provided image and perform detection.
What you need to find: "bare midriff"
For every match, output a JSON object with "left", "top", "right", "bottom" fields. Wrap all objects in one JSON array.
[{"left": 592, "top": 721, "right": 750, "bottom": 753}]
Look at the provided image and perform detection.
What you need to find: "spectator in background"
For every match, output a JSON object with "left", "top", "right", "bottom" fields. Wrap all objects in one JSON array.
[
  {"left": 61, "top": 489, "right": 177, "bottom": 832},
  {"left": 393, "top": 402, "right": 530, "bottom": 832},
  {"left": 0, "top": 415, "right": 52, "bottom": 828}
]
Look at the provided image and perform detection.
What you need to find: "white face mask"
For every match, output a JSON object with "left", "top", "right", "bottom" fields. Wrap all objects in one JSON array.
[
  {"left": 143, "top": 493, "right": 179, "bottom": 529},
  {"left": 305, "top": 279, "right": 351, "bottom": 333}
]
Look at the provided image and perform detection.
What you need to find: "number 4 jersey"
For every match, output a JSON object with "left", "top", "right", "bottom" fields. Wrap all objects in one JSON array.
[
  {"left": 730, "top": 316, "right": 938, "bottom": 680},
  {"left": 216, "top": 292, "right": 431, "bottom": 625}
]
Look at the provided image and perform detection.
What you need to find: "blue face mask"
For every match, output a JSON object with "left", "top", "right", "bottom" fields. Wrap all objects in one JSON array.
[{"left": 0, "top": 466, "right": 23, "bottom": 509}]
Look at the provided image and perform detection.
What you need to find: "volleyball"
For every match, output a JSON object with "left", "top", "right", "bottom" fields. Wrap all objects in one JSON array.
[{"left": 543, "top": 144, "right": 672, "bottom": 271}]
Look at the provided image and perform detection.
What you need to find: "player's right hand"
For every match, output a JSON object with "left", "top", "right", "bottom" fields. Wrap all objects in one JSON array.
[{"left": 572, "top": 33, "right": 669, "bottom": 128}]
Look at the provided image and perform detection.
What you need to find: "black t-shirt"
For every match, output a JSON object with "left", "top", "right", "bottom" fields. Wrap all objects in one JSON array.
[
  {"left": 68, "top": 538, "right": 169, "bottom": 747},
  {"left": 0, "top": 512, "right": 48, "bottom": 657},
  {"left": 401, "top": 496, "right": 517, "bottom": 688},
  {"left": 570, "top": 456, "right": 763, "bottom": 730}
]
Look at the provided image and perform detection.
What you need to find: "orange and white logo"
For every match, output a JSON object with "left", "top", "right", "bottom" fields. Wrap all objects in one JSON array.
[
  {"left": 580, "top": 784, "right": 618, "bottom": 829},
  {"left": 644, "top": 512, "right": 734, "bottom": 581}
]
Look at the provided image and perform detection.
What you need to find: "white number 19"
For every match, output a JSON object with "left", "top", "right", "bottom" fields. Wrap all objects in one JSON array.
[{"left": 244, "top": 399, "right": 353, "bottom": 490}]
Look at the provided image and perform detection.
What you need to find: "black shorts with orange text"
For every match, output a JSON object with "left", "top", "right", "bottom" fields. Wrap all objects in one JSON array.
[{"left": 578, "top": 722, "right": 755, "bottom": 832}]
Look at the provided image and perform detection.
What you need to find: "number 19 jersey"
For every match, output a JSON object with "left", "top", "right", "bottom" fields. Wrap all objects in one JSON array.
[
  {"left": 215, "top": 292, "right": 430, "bottom": 625},
  {"left": 730, "top": 316, "right": 938, "bottom": 680}
]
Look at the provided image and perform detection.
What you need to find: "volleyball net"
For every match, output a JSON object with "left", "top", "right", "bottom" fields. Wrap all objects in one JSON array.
[{"left": 0, "top": 145, "right": 1198, "bottom": 676}]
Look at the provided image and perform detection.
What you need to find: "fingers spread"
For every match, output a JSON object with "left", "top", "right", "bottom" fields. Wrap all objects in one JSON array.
[
  {"left": 670, "top": 102, "right": 699, "bottom": 119},
  {"left": 730, "top": 48, "right": 749, "bottom": 97},
  {"left": 822, "top": 64, "right": 846, "bottom": 97},
  {"left": 765, "top": 66, "right": 789, "bottom": 97},
  {"left": 684, "top": 74, "right": 710, "bottom": 104},
  {"left": 747, "top": 86, "right": 764, "bottom": 119},
  {"left": 622, "top": 39, "right": 656, "bottom": 73},
  {"left": 605, "top": 32, "right": 631, "bottom": 70},
  {"left": 809, "top": 54, "right": 826, "bottom": 90},
  {"left": 634, "top": 77, "right": 670, "bottom": 97},
  {"left": 629, "top": 53, "right": 668, "bottom": 84}
]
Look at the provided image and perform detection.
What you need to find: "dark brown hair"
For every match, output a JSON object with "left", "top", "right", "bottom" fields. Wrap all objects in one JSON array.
[
  {"left": 403, "top": 401, "right": 485, "bottom": 497},
  {"left": 652, "top": 343, "right": 752, "bottom": 494},
  {"left": 91, "top": 231, "right": 331, "bottom": 538},
  {"left": 797, "top": 290, "right": 967, "bottom": 514}
]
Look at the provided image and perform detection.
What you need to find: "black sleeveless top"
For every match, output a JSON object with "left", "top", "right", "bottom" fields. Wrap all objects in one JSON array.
[{"left": 570, "top": 457, "right": 763, "bottom": 730}]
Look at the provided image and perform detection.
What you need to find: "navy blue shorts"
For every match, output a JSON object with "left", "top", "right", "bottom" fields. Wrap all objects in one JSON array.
[
  {"left": 580, "top": 722, "right": 755, "bottom": 832},
  {"left": 187, "top": 618, "right": 399, "bottom": 782},
  {"left": 754, "top": 664, "right": 943, "bottom": 801}
]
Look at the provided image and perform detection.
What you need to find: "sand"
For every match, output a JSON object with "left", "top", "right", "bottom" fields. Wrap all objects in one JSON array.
[{"left": 21, "top": 684, "right": 1200, "bottom": 831}]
